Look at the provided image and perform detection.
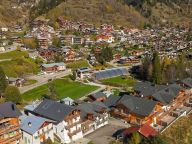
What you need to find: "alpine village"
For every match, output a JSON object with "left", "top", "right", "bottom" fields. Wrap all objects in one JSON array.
[{"left": 0, "top": 0, "right": 192, "bottom": 144}]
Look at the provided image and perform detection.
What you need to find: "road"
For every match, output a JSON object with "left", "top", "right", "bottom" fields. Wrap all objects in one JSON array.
[{"left": 19, "top": 70, "right": 72, "bottom": 94}]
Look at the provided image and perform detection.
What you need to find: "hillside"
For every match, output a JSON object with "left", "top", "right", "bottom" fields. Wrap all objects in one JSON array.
[
  {"left": 0, "top": 0, "right": 30, "bottom": 27},
  {"left": 30, "top": 0, "right": 147, "bottom": 28},
  {"left": 1, "top": 0, "right": 192, "bottom": 27},
  {"left": 125, "top": 0, "right": 192, "bottom": 27}
]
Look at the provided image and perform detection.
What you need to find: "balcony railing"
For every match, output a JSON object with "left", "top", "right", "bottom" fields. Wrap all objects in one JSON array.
[
  {"left": 0, "top": 125, "right": 20, "bottom": 136},
  {"left": 0, "top": 133, "right": 22, "bottom": 144},
  {"left": 65, "top": 120, "right": 82, "bottom": 130},
  {"left": 68, "top": 128, "right": 81, "bottom": 138}
]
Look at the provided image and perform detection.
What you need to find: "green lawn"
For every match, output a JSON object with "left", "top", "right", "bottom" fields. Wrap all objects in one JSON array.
[
  {"left": 66, "top": 60, "right": 90, "bottom": 69},
  {"left": 0, "top": 58, "right": 39, "bottom": 77},
  {"left": 101, "top": 76, "right": 136, "bottom": 87},
  {"left": 23, "top": 79, "right": 37, "bottom": 86},
  {"left": 22, "top": 78, "right": 99, "bottom": 101},
  {"left": 0, "top": 50, "right": 28, "bottom": 59}
]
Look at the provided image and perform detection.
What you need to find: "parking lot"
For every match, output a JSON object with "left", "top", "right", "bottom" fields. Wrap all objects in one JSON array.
[{"left": 74, "top": 118, "right": 130, "bottom": 144}]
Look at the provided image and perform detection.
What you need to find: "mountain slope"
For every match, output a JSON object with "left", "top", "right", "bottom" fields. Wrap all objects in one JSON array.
[{"left": 30, "top": 0, "right": 147, "bottom": 28}]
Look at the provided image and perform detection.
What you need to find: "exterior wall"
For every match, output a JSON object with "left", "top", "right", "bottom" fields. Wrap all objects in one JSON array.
[{"left": 22, "top": 123, "right": 54, "bottom": 144}]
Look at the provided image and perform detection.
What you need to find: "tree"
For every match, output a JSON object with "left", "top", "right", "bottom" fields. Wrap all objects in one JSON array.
[
  {"left": 52, "top": 36, "right": 61, "bottom": 47},
  {"left": 44, "top": 138, "right": 54, "bottom": 144},
  {"left": 4, "top": 86, "right": 22, "bottom": 104},
  {"left": 70, "top": 71, "right": 77, "bottom": 81},
  {"left": 47, "top": 81, "right": 58, "bottom": 100},
  {"left": 0, "top": 66, "right": 8, "bottom": 96},
  {"left": 128, "top": 132, "right": 142, "bottom": 144},
  {"left": 152, "top": 51, "right": 162, "bottom": 84},
  {"left": 141, "top": 55, "right": 151, "bottom": 81}
]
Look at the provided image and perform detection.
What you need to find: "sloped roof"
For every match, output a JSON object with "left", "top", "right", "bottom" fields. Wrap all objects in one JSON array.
[
  {"left": 104, "top": 95, "right": 121, "bottom": 107},
  {"left": 134, "top": 81, "right": 166, "bottom": 97},
  {"left": 41, "top": 62, "right": 65, "bottom": 68},
  {"left": 76, "top": 101, "right": 108, "bottom": 120},
  {"left": 91, "top": 92, "right": 107, "bottom": 99},
  {"left": 152, "top": 84, "right": 182, "bottom": 105},
  {"left": 0, "top": 102, "right": 21, "bottom": 118},
  {"left": 139, "top": 124, "right": 157, "bottom": 138},
  {"left": 180, "top": 77, "right": 192, "bottom": 88},
  {"left": 118, "top": 95, "right": 157, "bottom": 117},
  {"left": 21, "top": 115, "right": 53, "bottom": 135},
  {"left": 33, "top": 99, "right": 74, "bottom": 122}
]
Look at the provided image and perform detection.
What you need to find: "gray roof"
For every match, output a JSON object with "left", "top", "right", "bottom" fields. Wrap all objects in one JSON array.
[
  {"left": 104, "top": 95, "right": 121, "bottom": 107},
  {"left": 0, "top": 102, "right": 21, "bottom": 118},
  {"left": 41, "top": 62, "right": 65, "bottom": 68},
  {"left": 76, "top": 101, "right": 108, "bottom": 120},
  {"left": 118, "top": 95, "right": 157, "bottom": 117},
  {"left": 91, "top": 92, "right": 107, "bottom": 99},
  {"left": 152, "top": 84, "right": 182, "bottom": 105},
  {"left": 21, "top": 115, "right": 52, "bottom": 135},
  {"left": 33, "top": 99, "right": 74, "bottom": 122},
  {"left": 93, "top": 67, "right": 128, "bottom": 80},
  {"left": 134, "top": 82, "right": 166, "bottom": 97},
  {"left": 180, "top": 78, "right": 192, "bottom": 88}
]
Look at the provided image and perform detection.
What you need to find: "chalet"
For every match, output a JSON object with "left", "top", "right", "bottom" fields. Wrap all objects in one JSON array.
[
  {"left": 37, "top": 36, "right": 48, "bottom": 49},
  {"left": 77, "top": 67, "right": 92, "bottom": 79},
  {"left": 76, "top": 101, "right": 109, "bottom": 136},
  {"left": 21, "top": 115, "right": 54, "bottom": 144},
  {"left": 11, "top": 36, "right": 22, "bottom": 44},
  {"left": 41, "top": 62, "right": 66, "bottom": 72},
  {"left": 96, "top": 34, "right": 114, "bottom": 43},
  {"left": 72, "top": 37, "right": 84, "bottom": 45},
  {"left": 38, "top": 48, "right": 55, "bottom": 60},
  {"left": 111, "top": 95, "right": 158, "bottom": 125},
  {"left": 118, "top": 56, "right": 140, "bottom": 64},
  {"left": 61, "top": 35, "right": 84, "bottom": 45},
  {"left": 32, "top": 99, "right": 83, "bottom": 143},
  {"left": 89, "top": 92, "right": 107, "bottom": 102},
  {"left": 0, "top": 102, "right": 22, "bottom": 144}
]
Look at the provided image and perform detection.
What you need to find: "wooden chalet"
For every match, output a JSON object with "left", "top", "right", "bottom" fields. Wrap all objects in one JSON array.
[{"left": 0, "top": 102, "right": 22, "bottom": 144}]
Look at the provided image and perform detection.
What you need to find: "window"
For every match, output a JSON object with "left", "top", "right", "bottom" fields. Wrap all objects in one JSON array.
[
  {"left": 25, "top": 137, "right": 27, "bottom": 144},
  {"left": 28, "top": 139, "right": 30, "bottom": 144}
]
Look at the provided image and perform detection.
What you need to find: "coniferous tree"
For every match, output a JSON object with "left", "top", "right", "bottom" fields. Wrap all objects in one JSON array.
[
  {"left": 0, "top": 66, "right": 8, "bottom": 96},
  {"left": 47, "top": 82, "right": 58, "bottom": 100},
  {"left": 152, "top": 51, "right": 161, "bottom": 84}
]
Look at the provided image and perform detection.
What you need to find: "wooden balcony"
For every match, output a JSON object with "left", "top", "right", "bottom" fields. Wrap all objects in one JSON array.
[
  {"left": 65, "top": 120, "right": 82, "bottom": 130},
  {"left": 0, "top": 125, "right": 20, "bottom": 135},
  {"left": 0, "top": 133, "right": 22, "bottom": 144}
]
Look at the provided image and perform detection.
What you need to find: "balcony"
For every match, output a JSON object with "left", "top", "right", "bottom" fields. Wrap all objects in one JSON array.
[
  {"left": 65, "top": 120, "right": 82, "bottom": 130},
  {"left": 68, "top": 128, "right": 81, "bottom": 138},
  {"left": 0, "top": 133, "right": 22, "bottom": 144},
  {"left": 0, "top": 125, "right": 20, "bottom": 136}
]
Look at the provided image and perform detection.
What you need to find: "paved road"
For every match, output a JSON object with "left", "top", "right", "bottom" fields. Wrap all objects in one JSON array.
[{"left": 19, "top": 70, "right": 72, "bottom": 94}]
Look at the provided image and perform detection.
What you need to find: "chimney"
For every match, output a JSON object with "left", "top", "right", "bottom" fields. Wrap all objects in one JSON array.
[
  {"left": 12, "top": 104, "right": 15, "bottom": 111},
  {"left": 28, "top": 122, "right": 32, "bottom": 127}
]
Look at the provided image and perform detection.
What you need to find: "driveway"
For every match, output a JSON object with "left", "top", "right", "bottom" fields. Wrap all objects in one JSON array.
[{"left": 81, "top": 118, "right": 129, "bottom": 144}]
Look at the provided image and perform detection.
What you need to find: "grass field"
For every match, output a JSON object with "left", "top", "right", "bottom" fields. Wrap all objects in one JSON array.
[
  {"left": 22, "top": 78, "right": 99, "bottom": 101},
  {"left": 0, "top": 50, "right": 28, "bottom": 59},
  {"left": 101, "top": 76, "right": 136, "bottom": 87},
  {"left": 162, "top": 114, "right": 192, "bottom": 144},
  {"left": 0, "top": 58, "right": 39, "bottom": 77},
  {"left": 66, "top": 60, "right": 90, "bottom": 69}
]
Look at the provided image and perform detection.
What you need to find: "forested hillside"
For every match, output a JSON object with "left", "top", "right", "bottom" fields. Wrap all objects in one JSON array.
[{"left": 1, "top": 0, "right": 192, "bottom": 27}]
